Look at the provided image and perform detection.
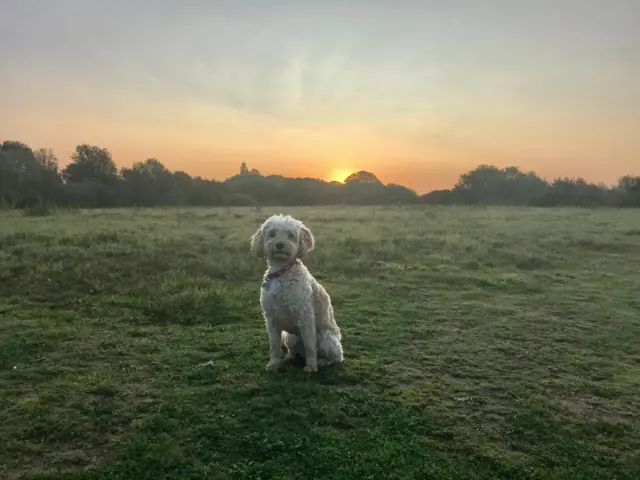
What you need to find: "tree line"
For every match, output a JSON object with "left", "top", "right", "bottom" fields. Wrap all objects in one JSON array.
[{"left": 1, "top": 139, "right": 639, "bottom": 209}]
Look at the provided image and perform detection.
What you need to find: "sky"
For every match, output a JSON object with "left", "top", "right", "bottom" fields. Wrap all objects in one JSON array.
[{"left": 1, "top": 0, "right": 638, "bottom": 193}]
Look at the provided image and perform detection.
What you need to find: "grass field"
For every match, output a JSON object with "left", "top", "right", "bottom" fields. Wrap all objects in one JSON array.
[{"left": 1, "top": 205, "right": 639, "bottom": 479}]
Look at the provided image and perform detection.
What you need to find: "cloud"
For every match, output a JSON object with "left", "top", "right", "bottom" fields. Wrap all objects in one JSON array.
[{"left": 1, "top": 0, "right": 639, "bottom": 191}]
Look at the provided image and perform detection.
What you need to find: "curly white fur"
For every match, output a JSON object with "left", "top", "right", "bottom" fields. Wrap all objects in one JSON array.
[{"left": 250, "top": 214, "right": 344, "bottom": 373}]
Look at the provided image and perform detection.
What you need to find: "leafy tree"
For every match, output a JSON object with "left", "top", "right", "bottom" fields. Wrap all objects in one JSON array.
[
  {"left": 0, "top": 141, "right": 62, "bottom": 206},
  {"left": 343, "top": 175, "right": 386, "bottom": 204},
  {"left": 62, "top": 144, "right": 118, "bottom": 184},
  {"left": 344, "top": 171, "right": 382, "bottom": 184},
  {"left": 617, "top": 176, "right": 640, "bottom": 207},
  {"left": 452, "top": 164, "right": 548, "bottom": 205},
  {"left": 422, "top": 189, "right": 456, "bottom": 205},
  {"left": 2, "top": 138, "right": 640, "bottom": 210},
  {"left": 238, "top": 162, "right": 260, "bottom": 176},
  {"left": 33, "top": 148, "right": 63, "bottom": 203},
  {"left": 34, "top": 148, "right": 59, "bottom": 172},
  {"left": 120, "top": 159, "right": 174, "bottom": 206},
  {"left": 384, "top": 184, "right": 418, "bottom": 204},
  {"left": 0, "top": 141, "right": 29, "bottom": 205}
]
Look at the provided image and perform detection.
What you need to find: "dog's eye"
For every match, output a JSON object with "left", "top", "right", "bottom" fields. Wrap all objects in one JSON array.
[
  {"left": 288, "top": 231, "right": 296, "bottom": 240},
  {"left": 269, "top": 230, "right": 276, "bottom": 238}
]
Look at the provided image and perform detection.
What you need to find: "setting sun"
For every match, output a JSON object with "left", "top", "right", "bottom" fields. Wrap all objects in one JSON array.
[{"left": 328, "top": 168, "right": 353, "bottom": 183}]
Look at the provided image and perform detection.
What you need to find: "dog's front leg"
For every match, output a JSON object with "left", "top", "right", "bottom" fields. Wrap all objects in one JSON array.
[
  {"left": 266, "top": 322, "right": 284, "bottom": 373},
  {"left": 299, "top": 310, "right": 318, "bottom": 373}
]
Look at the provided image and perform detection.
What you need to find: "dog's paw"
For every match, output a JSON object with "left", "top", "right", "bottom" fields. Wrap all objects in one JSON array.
[{"left": 265, "top": 359, "right": 283, "bottom": 373}]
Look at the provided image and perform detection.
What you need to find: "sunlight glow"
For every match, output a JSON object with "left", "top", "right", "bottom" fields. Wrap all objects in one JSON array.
[{"left": 328, "top": 168, "right": 353, "bottom": 183}]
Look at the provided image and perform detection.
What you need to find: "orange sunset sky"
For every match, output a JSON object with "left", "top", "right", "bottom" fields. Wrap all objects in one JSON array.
[{"left": 1, "top": 1, "right": 639, "bottom": 193}]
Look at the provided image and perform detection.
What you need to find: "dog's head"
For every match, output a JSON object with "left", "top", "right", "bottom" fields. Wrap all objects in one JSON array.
[{"left": 250, "top": 214, "right": 315, "bottom": 263}]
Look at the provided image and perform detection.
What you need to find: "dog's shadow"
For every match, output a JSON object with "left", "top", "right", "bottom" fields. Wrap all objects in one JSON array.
[
  {"left": 278, "top": 349, "right": 349, "bottom": 384},
  {"left": 263, "top": 353, "right": 359, "bottom": 391},
  {"left": 285, "top": 352, "right": 307, "bottom": 369}
]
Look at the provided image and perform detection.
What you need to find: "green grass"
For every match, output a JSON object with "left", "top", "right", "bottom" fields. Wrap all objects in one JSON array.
[{"left": 1, "top": 205, "right": 640, "bottom": 479}]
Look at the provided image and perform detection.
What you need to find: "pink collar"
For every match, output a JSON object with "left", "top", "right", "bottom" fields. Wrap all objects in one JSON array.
[{"left": 262, "top": 259, "right": 299, "bottom": 288}]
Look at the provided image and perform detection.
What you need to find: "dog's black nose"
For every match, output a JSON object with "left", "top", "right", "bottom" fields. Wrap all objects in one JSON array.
[{"left": 276, "top": 242, "right": 284, "bottom": 250}]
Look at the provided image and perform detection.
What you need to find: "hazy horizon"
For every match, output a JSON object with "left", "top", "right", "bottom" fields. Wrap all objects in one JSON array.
[{"left": 2, "top": 1, "right": 639, "bottom": 194}]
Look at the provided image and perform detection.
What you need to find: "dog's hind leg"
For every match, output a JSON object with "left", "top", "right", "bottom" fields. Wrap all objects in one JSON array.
[{"left": 317, "top": 331, "right": 344, "bottom": 368}]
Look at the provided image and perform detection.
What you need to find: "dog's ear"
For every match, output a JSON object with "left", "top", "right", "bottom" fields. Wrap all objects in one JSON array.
[
  {"left": 250, "top": 224, "right": 265, "bottom": 257},
  {"left": 297, "top": 223, "right": 315, "bottom": 258}
]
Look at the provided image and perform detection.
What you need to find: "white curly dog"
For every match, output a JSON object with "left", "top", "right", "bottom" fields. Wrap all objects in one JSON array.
[{"left": 250, "top": 214, "right": 344, "bottom": 373}]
